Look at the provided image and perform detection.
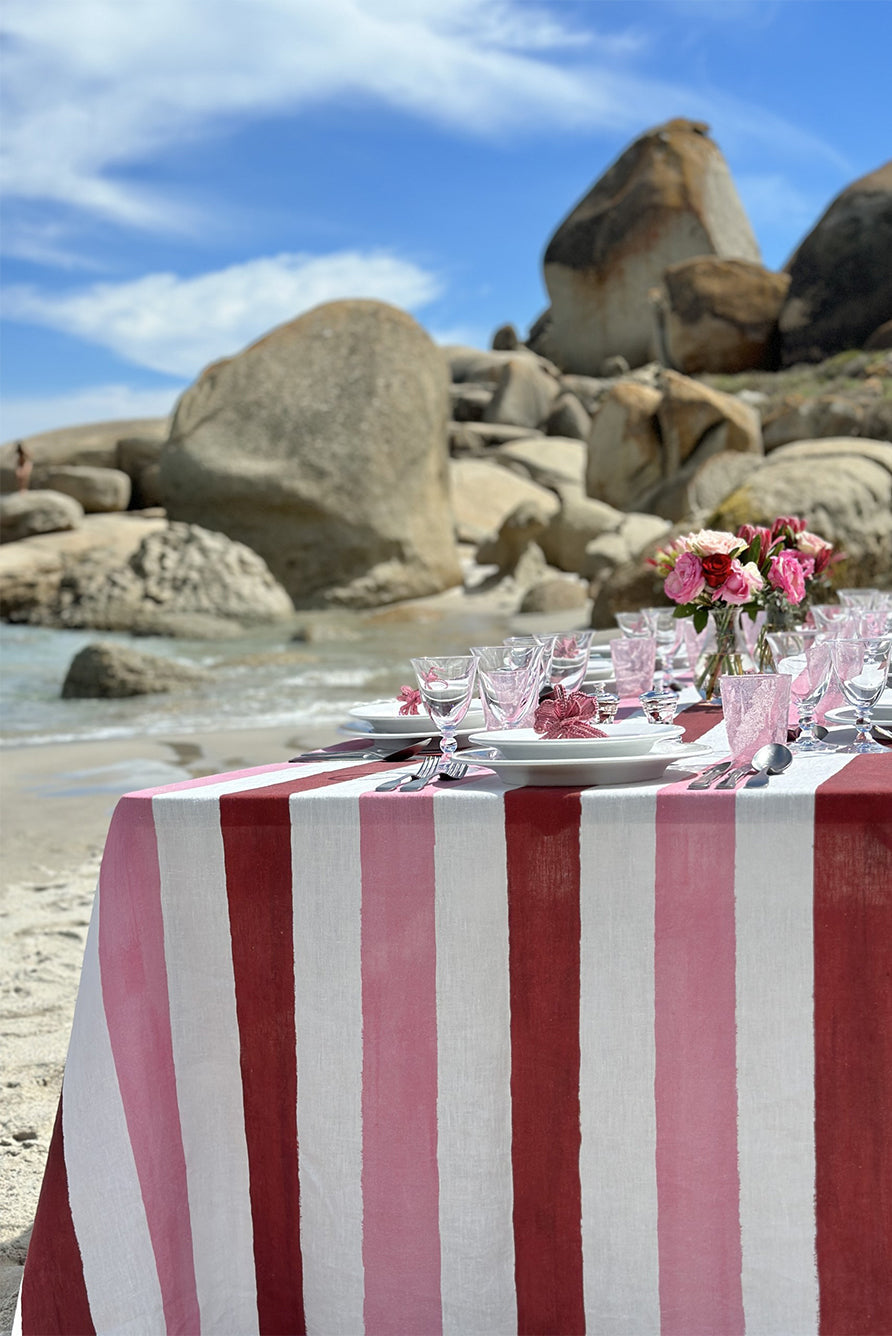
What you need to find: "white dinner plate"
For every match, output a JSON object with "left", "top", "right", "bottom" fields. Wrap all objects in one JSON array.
[
  {"left": 468, "top": 720, "right": 684, "bottom": 760},
  {"left": 339, "top": 719, "right": 484, "bottom": 744},
  {"left": 583, "top": 661, "right": 615, "bottom": 683},
  {"left": 347, "top": 698, "right": 486, "bottom": 733},
  {"left": 463, "top": 741, "right": 712, "bottom": 787},
  {"left": 825, "top": 691, "right": 892, "bottom": 726}
]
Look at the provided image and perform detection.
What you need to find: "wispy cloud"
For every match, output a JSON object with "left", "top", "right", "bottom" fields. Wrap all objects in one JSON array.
[
  {"left": 1, "top": 384, "right": 182, "bottom": 444},
  {"left": 2, "top": 0, "right": 842, "bottom": 244},
  {"left": 4, "top": 250, "right": 443, "bottom": 377}
]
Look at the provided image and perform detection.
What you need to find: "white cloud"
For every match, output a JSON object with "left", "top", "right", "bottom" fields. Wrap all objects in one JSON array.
[
  {"left": 4, "top": 249, "right": 443, "bottom": 376},
  {"left": 0, "top": 384, "right": 183, "bottom": 444}
]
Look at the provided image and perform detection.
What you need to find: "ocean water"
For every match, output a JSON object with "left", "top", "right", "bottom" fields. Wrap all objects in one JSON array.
[{"left": 0, "top": 604, "right": 516, "bottom": 748}]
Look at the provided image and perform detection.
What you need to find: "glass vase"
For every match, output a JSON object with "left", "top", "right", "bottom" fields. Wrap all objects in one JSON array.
[
  {"left": 753, "top": 595, "right": 805, "bottom": 671},
  {"left": 693, "top": 606, "right": 754, "bottom": 703}
]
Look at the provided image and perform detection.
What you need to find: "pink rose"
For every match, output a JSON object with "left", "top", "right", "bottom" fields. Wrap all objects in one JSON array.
[
  {"left": 719, "top": 559, "right": 764, "bottom": 604},
  {"left": 768, "top": 550, "right": 807, "bottom": 603},
  {"left": 689, "top": 528, "right": 747, "bottom": 557},
  {"left": 664, "top": 550, "right": 706, "bottom": 603},
  {"left": 792, "top": 552, "right": 816, "bottom": 580}
]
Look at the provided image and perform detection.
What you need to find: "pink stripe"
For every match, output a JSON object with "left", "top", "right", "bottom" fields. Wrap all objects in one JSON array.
[
  {"left": 359, "top": 791, "right": 442, "bottom": 1335},
  {"left": 654, "top": 788, "right": 744, "bottom": 1336},
  {"left": 97, "top": 796, "right": 200, "bottom": 1335}
]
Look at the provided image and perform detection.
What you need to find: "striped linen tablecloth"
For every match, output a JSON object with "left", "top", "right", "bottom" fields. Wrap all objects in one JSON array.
[{"left": 16, "top": 704, "right": 892, "bottom": 1336}]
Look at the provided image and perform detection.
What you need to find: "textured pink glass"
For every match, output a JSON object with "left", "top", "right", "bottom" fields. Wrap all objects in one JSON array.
[
  {"left": 719, "top": 673, "right": 792, "bottom": 761},
  {"left": 610, "top": 635, "right": 656, "bottom": 696}
]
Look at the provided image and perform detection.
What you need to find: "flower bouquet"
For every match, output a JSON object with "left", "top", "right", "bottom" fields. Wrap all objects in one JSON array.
[{"left": 650, "top": 518, "right": 837, "bottom": 701}]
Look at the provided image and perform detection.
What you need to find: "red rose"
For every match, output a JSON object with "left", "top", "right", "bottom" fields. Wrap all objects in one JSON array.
[{"left": 701, "top": 553, "right": 734, "bottom": 588}]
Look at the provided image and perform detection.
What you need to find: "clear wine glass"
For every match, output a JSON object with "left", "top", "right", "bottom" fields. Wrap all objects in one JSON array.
[
  {"left": 829, "top": 635, "right": 892, "bottom": 754},
  {"left": 836, "top": 588, "right": 881, "bottom": 609},
  {"left": 642, "top": 607, "right": 684, "bottom": 690},
  {"left": 615, "top": 611, "right": 650, "bottom": 637},
  {"left": 541, "top": 631, "right": 593, "bottom": 696},
  {"left": 810, "top": 604, "right": 854, "bottom": 634},
  {"left": 411, "top": 655, "right": 478, "bottom": 768},
  {"left": 766, "top": 629, "right": 837, "bottom": 754},
  {"left": 471, "top": 644, "right": 545, "bottom": 729}
]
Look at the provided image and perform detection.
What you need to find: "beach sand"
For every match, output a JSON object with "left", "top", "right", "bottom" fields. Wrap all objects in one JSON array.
[{"left": 0, "top": 721, "right": 333, "bottom": 1332}]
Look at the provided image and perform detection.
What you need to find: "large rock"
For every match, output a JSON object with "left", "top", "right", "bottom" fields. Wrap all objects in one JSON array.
[
  {"left": 494, "top": 436, "right": 586, "bottom": 491},
  {"left": 481, "top": 356, "right": 560, "bottom": 428},
  {"left": 0, "top": 490, "right": 84, "bottom": 543},
  {"left": 1, "top": 518, "right": 296, "bottom": 635},
  {"left": 159, "top": 300, "right": 460, "bottom": 608},
  {"left": 586, "top": 381, "right": 663, "bottom": 509},
  {"left": 539, "top": 487, "right": 625, "bottom": 572},
  {"left": 0, "top": 513, "right": 168, "bottom": 620},
  {"left": 660, "top": 257, "right": 790, "bottom": 373},
  {"left": 779, "top": 162, "right": 892, "bottom": 365},
  {"left": 711, "top": 437, "right": 892, "bottom": 588},
  {"left": 532, "top": 118, "right": 760, "bottom": 374},
  {"left": 36, "top": 465, "right": 131, "bottom": 513},
  {"left": 586, "top": 370, "right": 761, "bottom": 517},
  {"left": 61, "top": 641, "right": 211, "bottom": 698},
  {"left": 450, "top": 458, "right": 558, "bottom": 544},
  {"left": 0, "top": 418, "right": 170, "bottom": 482}
]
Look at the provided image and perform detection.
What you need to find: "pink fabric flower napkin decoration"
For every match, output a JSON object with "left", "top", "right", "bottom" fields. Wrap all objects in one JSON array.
[
  {"left": 533, "top": 687, "right": 607, "bottom": 739},
  {"left": 397, "top": 685, "right": 422, "bottom": 715}
]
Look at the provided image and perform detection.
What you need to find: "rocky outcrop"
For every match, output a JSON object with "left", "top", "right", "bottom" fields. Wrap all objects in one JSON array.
[
  {"left": 531, "top": 118, "right": 760, "bottom": 374},
  {"left": 779, "top": 161, "right": 892, "bottom": 365},
  {"left": 61, "top": 640, "right": 211, "bottom": 698},
  {"left": 0, "top": 418, "right": 170, "bottom": 494},
  {"left": 1, "top": 519, "right": 295, "bottom": 636},
  {"left": 0, "top": 490, "right": 84, "bottom": 543},
  {"left": 711, "top": 437, "right": 892, "bottom": 587},
  {"left": 160, "top": 299, "right": 461, "bottom": 608},
  {"left": 481, "top": 356, "right": 560, "bottom": 428},
  {"left": 660, "top": 257, "right": 790, "bottom": 374},
  {"left": 586, "top": 369, "right": 762, "bottom": 517},
  {"left": 449, "top": 458, "right": 558, "bottom": 545},
  {"left": 35, "top": 466, "right": 131, "bottom": 513}
]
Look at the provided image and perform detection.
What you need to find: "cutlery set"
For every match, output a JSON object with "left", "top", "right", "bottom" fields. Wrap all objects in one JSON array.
[{"left": 688, "top": 742, "right": 794, "bottom": 790}]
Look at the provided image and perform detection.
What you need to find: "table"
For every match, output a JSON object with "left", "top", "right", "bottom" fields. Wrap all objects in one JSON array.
[{"left": 16, "top": 704, "right": 892, "bottom": 1335}]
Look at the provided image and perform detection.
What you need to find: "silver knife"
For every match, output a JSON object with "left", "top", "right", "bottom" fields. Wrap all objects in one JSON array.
[
  {"left": 714, "top": 764, "right": 754, "bottom": 790},
  {"left": 687, "top": 760, "right": 733, "bottom": 789}
]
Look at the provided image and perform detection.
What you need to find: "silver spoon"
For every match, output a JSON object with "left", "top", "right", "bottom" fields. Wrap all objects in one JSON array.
[{"left": 744, "top": 742, "right": 794, "bottom": 789}]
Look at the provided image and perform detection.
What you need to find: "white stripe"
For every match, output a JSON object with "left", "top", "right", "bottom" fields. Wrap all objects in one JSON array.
[
  {"left": 434, "top": 783, "right": 517, "bottom": 1336},
  {"left": 579, "top": 786, "right": 661, "bottom": 1334},
  {"left": 63, "top": 893, "right": 166, "bottom": 1333},
  {"left": 734, "top": 756, "right": 849, "bottom": 1335},
  {"left": 152, "top": 787, "right": 259, "bottom": 1334},
  {"left": 291, "top": 779, "right": 367, "bottom": 1335}
]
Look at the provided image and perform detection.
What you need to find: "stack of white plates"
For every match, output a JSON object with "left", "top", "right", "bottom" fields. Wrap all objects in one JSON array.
[
  {"left": 825, "top": 688, "right": 892, "bottom": 727},
  {"left": 340, "top": 698, "right": 486, "bottom": 744},
  {"left": 465, "top": 719, "right": 710, "bottom": 787}
]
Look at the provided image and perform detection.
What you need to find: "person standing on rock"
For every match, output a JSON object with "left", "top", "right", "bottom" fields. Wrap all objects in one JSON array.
[{"left": 14, "top": 442, "right": 33, "bottom": 491}]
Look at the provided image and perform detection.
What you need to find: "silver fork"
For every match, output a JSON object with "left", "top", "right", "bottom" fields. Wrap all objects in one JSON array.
[
  {"left": 438, "top": 759, "right": 468, "bottom": 782},
  {"left": 397, "top": 755, "right": 442, "bottom": 792},
  {"left": 375, "top": 754, "right": 440, "bottom": 792}
]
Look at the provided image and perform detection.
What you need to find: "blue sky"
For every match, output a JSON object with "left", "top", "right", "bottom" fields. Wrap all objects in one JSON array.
[{"left": 1, "top": 0, "right": 889, "bottom": 442}]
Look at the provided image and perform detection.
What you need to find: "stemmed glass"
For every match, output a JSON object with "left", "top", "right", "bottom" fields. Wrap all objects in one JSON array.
[
  {"left": 615, "top": 611, "right": 650, "bottom": 637},
  {"left": 410, "top": 655, "right": 478, "bottom": 768},
  {"left": 540, "top": 631, "right": 593, "bottom": 696},
  {"left": 642, "top": 607, "right": 684, "bottom": 690},
  {"left": 766, "top": 629, "right": 837, "bottom": 754},
  {"left": 829, "top": 635, "right": 892, "bottom": 754},
  {"left": 472, "top": 644, "right": 545, "bottom": 729}
]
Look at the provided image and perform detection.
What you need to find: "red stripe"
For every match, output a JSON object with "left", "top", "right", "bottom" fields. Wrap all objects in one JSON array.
[
  {"left": 220, "top": 779, "right": 309, "bottom": 1336},
  {"left": 505, "top": 786, "right": 585, "bottom": 1336},
  {"left": 216, "top": 763, "right": 389, "bottom": 1334},
  {"left": 813, "top": 755, "right": 892, "bottom": 1336},
  {"left": 676, "top": 701, "right": 726, "bottom": 744},
  {"left": 653, "top": 787, "right": 744, "bottom": 1336},
  {"left": 359, "top": 790, "right": 443, "bottom": 1336},
  {"left": 20, "top": 1095, "right": 95, "bottom": 1336}
]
